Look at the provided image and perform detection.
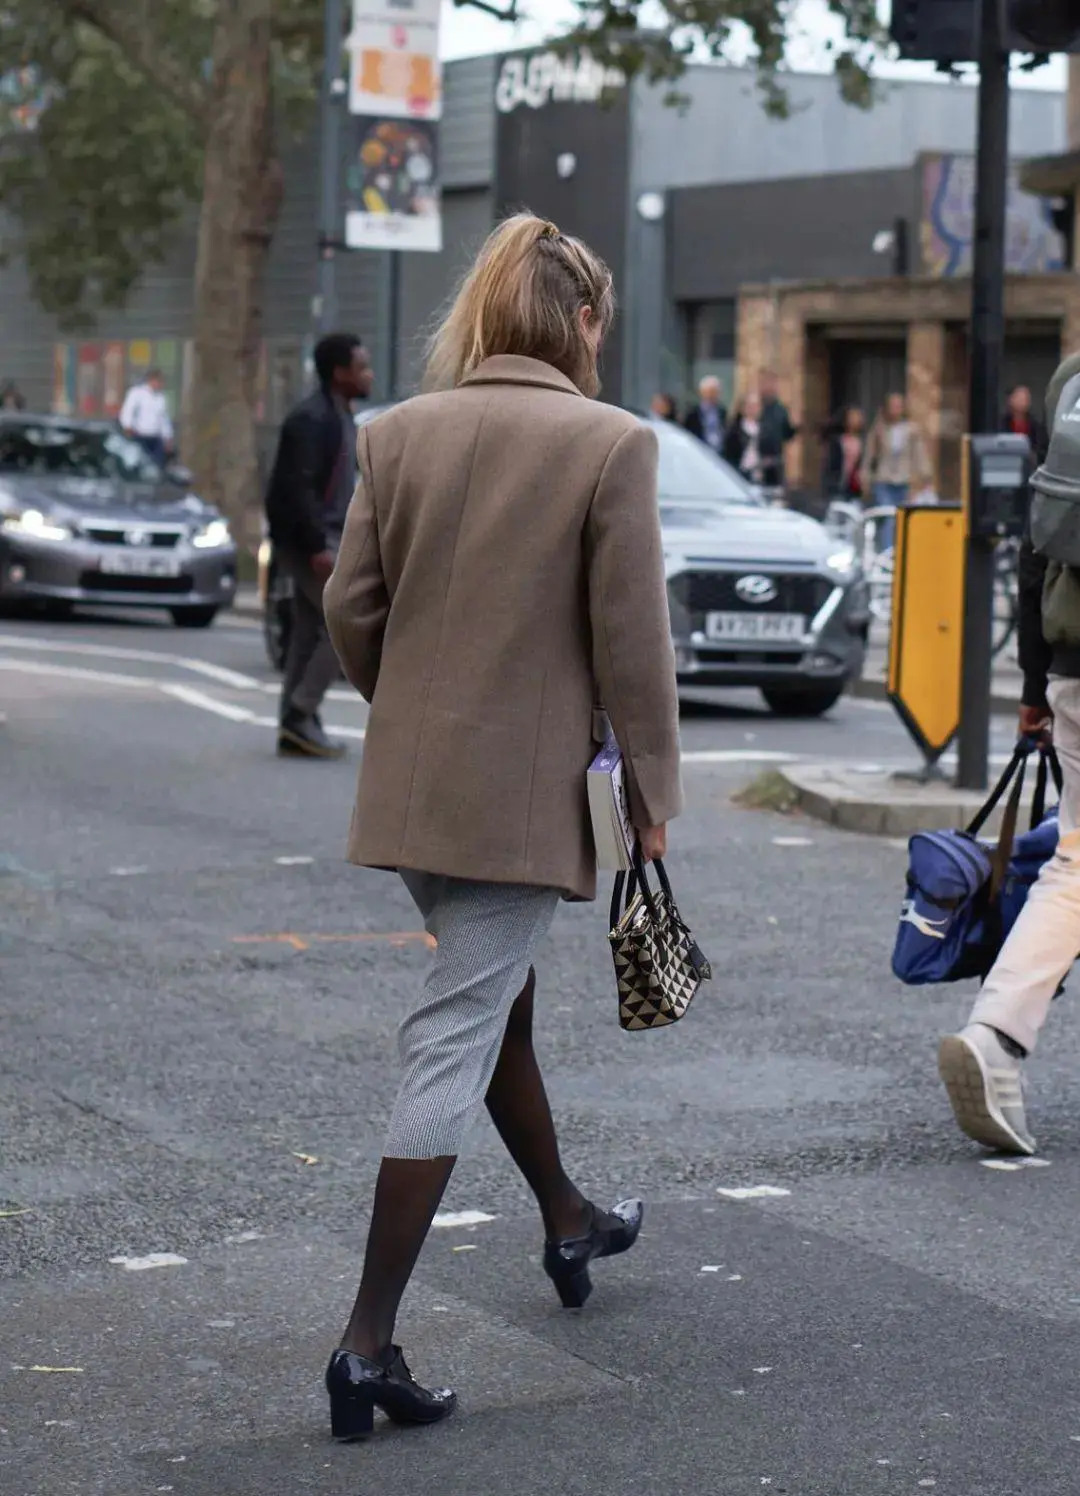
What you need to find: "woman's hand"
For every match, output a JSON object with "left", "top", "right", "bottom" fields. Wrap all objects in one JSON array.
[{"left": 638, "top": 824, "right": 667, "bottom": 862}]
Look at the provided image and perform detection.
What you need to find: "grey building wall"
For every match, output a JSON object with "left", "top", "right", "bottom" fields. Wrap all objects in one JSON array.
[
  {"left": 441, "top": 55, "right": 497, "bottom": 188},
  {"left": 624, "top": 66, "right": 1064, "bottom": 408},
  {"left": 668, "top": 167, "right": 919, "bottom": 302},
  {"left": 632, "top": 66, "right": 1064, "bottom": 194}
]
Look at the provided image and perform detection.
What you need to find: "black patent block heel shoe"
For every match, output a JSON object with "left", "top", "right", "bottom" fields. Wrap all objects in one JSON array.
[
  {"left": 325, "top": 1347, "right": 457, "bottom": 1441},
  {"left": 543, "top": 1197, "right": 644, "bottom": 1310}
]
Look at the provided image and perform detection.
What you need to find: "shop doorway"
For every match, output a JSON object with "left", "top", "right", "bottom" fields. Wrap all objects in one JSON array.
[{"left": 828, "top": 338, "right": 908, "bottom": 428}]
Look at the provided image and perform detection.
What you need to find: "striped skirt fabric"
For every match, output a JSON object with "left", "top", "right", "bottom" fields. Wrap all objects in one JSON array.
[{"left": 383, "top": 871, "right": 561, "bottom": 1159}]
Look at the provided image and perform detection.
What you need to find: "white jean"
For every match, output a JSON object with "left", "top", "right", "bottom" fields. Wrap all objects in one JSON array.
[{"left": 969, "top": 678, "right": 1080, "bottom": 1053}]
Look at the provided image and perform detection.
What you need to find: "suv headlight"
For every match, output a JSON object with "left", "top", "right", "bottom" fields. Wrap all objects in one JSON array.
[
  {"left": 825, "top": 545, "right": 857, "bottom": 579},
  {"left": 1, "top": 508, "right": 73, "bottom": 542},
  {"left": 191, "top": 518, "right": 231, "bottom": 549}
]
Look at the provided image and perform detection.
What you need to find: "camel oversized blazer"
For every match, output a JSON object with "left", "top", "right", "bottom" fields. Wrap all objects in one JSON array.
[{"left": 323, "top": 354, "right": 682, "bottom": 901}]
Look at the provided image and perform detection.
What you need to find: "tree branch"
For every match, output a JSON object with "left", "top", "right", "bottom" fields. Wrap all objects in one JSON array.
[
  {"left": 57, "top": 0, "right": 209, "bottom": 125},
  {"left": 456, "top": 0, "right": 521, "bottom": 23}
]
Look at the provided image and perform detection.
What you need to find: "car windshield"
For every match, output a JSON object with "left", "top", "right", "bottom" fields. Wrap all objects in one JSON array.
[
  {"left": 0, "top": 422, "right": 163, "bottom": 483},
  {"left": 652, "top": 420, "right": 758, "bottom": 504}
]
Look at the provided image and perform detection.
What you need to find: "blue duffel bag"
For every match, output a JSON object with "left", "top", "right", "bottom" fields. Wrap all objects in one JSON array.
[{"left": 892, "top": 741, "right": 1062, "bottom": 987}]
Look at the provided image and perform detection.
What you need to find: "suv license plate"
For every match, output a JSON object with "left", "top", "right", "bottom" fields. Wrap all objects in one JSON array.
[
  {"left": 99, "top": 553, "right": 181, "bottom": 578},
  {"left": 705, "top": 612, "right": 806, "bottom": 642}
]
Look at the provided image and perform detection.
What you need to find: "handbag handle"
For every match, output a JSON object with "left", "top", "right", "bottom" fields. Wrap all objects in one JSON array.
[{"left": 610, "top": 844, "right": 669, "bottom": 930}]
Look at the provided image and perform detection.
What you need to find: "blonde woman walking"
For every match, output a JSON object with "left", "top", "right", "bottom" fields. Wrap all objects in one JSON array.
[{"left": 321, "top": 214, "right": 682, "bottom": 1440}]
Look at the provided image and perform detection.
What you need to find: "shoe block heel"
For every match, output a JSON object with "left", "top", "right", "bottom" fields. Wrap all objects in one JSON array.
[
  {"left": 330, "top": 1393, "right": 375, "bottom": 1441},
  {"left": 554, "top": 1266, "right": 593, "bottom": 1309}
]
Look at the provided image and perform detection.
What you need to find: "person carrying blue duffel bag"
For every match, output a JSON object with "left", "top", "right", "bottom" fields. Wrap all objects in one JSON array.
[
  {"left": 893, "top": 739, "right": 1062, "bottom": 990},
  {"left": 937, "top": 350, "right": 1080, "bottom": 1156}
]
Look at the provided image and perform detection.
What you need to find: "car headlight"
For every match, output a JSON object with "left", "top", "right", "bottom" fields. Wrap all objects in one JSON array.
[
  {"left": 1, "top": 508, "right": 73, "bottom": 542},
  {"left": 825, "top": 545, "right": 857, "bottom": 578},
  {"left": 191, "top": 518, "right": 231, "bottom": 549}
]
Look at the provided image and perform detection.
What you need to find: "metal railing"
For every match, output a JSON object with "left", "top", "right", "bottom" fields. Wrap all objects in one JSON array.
[{"left": 823, "top": 500, "right": 1020, "bottom": 664}]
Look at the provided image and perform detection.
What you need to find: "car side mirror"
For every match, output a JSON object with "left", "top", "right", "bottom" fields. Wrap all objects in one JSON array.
[{"left": 165, "top": 463, "right": 193, "bottom": 487}]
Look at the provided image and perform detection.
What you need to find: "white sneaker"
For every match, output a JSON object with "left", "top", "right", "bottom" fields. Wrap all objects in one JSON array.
[{"left": 938, "top": 1023, "right": 1036, "bottom": 1156}]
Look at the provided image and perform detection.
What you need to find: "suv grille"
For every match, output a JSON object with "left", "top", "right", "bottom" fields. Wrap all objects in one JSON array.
[{"left": 670, "top": 571, "right": 833, "bottom": 617}]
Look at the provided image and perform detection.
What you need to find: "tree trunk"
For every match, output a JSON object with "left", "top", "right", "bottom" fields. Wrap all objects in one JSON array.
[{"left": 184, "top": 0, "right": 284, "bottom": 550}]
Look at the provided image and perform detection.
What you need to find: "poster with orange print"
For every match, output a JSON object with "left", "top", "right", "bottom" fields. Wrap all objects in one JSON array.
[
  {"left": 102, "top": 342, "right": 125, "bottom": 416},
  {"left": 52, "top": 344, "right": 74, "bottom": 415},
  {"left": 77, "top": 344, "right": 102, "bottom": 417},
  {"left": 348, "top": 0, "right": 441, "bottom": 120}
]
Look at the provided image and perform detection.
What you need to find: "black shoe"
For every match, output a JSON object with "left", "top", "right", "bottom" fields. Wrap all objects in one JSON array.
[
  {"left": 278, "top": 712, "right": 346, "bottom": 760},
  {"left": 325, "top": 1346, "right": 456, "bottom": 1441},
  {"left": 542, "top": 1198, "right": 644, "bottom": 1309}
]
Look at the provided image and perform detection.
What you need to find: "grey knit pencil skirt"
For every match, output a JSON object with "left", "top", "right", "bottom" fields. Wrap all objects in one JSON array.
[{"left": 384, "top": 871, "right": 562, "bottom": 1159}]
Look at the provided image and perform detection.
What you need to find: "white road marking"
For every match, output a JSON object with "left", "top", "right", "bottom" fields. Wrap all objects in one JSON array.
[
  {"left": 772, "top": 836, "right": 814, "bottom": 847},
  {"left": 682, "top": 750, "right": 797, "bottom": 765},
  {"left": 274, "top": 856, "right": 314, "bottom": 866},
  {"left": 110, "top": 866, "right": 148, "bottom": 877},
  {"left": 432, "top": 1210, "right": 496, "bottom": 1228},
  {"left": 717, "top": 1185, "right": 791, "bottom": 1200},
  {"left": 109, "top": 1253, "right": 188, "bottom": 1271},
  {"left": 159, "top": 684, "right": 256, "bottom": 722},
  {"left": 0, "top": 633, "right": 262, "bottom": 690},
  {"left": 0, "top": 657, "right": 157, "bottom": 690}
]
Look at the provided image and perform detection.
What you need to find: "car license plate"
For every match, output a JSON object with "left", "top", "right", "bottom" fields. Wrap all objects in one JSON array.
[
  {"left": 705, "top": 612, "right": 806, "bottom": 642},
  {"left": 98, "top": 552, "right": 181, "bottom": 579}
]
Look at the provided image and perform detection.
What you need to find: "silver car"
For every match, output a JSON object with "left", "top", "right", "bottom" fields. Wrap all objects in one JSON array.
[
  {"left": 0, "top": 415, "right": 237, "bottom": 627},
  {"left": 653, "top": 418, "right": 869, "bottom": 715}
]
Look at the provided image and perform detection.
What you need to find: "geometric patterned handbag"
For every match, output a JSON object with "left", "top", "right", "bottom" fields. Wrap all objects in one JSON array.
[{"left": 608, "top": 848, "right": 712, "bottom": 1031}]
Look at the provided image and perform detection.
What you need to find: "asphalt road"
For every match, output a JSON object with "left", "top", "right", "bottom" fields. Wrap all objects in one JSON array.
[{"left": 2, "top": 607, "right": 1078, "bottom": 1496}]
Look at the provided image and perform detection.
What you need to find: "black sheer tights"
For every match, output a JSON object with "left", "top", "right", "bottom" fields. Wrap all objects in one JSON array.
[{"left": 340, "top": 968, "right": 590, "bottom": 1359}]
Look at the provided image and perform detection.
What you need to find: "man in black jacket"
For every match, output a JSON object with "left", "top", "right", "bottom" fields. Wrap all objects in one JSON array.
[
  {"left": 683, "top": 376, "right": 727, "bottom": 454},
  {"left": 266, "top": 333, "right": 373, "bottom": 758},
  {"left": 757, "top": 369, "right": 797, "bottom": 491},
  {"left": 939, "top": 352, "right": 1080, "bottom": 1155}
]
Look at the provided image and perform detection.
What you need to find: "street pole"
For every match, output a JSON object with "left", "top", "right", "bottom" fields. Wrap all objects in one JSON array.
[
  {"left": 315, "top": 0, "right": 345, "bottom": 341},
  {"left": 956, "top": 0, "right": 1011, "bottom": 791}
]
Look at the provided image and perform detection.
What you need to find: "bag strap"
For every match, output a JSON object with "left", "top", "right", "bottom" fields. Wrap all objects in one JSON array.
[
  {"left": 967, "top": 743, "right": 1029, "bottom": 838},
  {"left": 989, "top": 754, "right": 1027, "bottom": 902},
  {"left": 1031, "top": 749, "right": 1050, "bottom": 829}
]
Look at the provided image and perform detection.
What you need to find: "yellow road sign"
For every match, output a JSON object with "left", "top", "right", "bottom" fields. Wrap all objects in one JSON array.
[{"left": 887, "top": 503, "right": 966, "bottom": 763}]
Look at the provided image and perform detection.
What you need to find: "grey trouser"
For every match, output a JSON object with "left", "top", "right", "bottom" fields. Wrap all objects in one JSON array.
[
  {"left": 279, "top": 546, "right": 340, "bottom": 722},
  {"left": 384, "top": 872, "right": 561, "bottom": 1159},
  {"left": 970, "top": 677, "right": 1080, "bottom": 1053}
]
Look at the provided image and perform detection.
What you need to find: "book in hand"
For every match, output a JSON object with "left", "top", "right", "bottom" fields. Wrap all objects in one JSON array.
[{"left": 587, "top": 735, "right": 635, "bottom": 872}]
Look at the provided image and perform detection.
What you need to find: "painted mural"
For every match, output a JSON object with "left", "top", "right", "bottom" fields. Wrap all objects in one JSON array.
[
  {"left": 921, "top": 153, "right": 1066, "bottom": 278},
  {"left": 51, "top": 339, "right": 310, "bottom": 430}
]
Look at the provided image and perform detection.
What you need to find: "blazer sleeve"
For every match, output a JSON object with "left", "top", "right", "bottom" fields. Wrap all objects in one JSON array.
[
  {"left": 323, "top": 430, "right": 389, "bottom": 704},
  {"left": 585, "top": 424, "right": 683, "bottom": 829}
]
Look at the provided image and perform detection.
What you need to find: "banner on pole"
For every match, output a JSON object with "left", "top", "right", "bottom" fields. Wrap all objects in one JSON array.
[
  {"left": 345, "top": 115, "right": 441, "bottom": 252},
  {"left": 348, "top": 0, "right": 441, "bottom": 120}
]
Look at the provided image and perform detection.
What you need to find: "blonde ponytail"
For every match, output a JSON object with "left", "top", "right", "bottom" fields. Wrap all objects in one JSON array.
[{"left": 424, "top": 212, "right": 615, "bottom": 397}]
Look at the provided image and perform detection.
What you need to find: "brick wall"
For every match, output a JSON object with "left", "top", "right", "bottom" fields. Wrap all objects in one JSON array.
[{"left": 735, "top": 273, "right": 1080, "bottom": 493}]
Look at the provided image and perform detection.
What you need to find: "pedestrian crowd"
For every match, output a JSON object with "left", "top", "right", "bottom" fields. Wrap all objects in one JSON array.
[{"left": 664, "top": 373, "right": 1045, "bottom": 547}]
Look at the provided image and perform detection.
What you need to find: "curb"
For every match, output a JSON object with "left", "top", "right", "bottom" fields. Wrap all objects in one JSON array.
[
  {"left": 850, "top": 675, "right": 1018, "bottom": 718},
  {"left": 777, "top": 761, "right": 1037, "bottom": 838}
]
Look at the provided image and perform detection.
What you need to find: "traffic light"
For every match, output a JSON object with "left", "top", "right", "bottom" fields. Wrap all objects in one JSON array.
[{"left": 891, "top": 0, "right": 1080, "bottom": 62}]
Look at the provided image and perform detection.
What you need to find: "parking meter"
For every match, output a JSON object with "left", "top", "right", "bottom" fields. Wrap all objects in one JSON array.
[{"left": 964, "top": 433, "right": 1035, "bottom": 539}]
